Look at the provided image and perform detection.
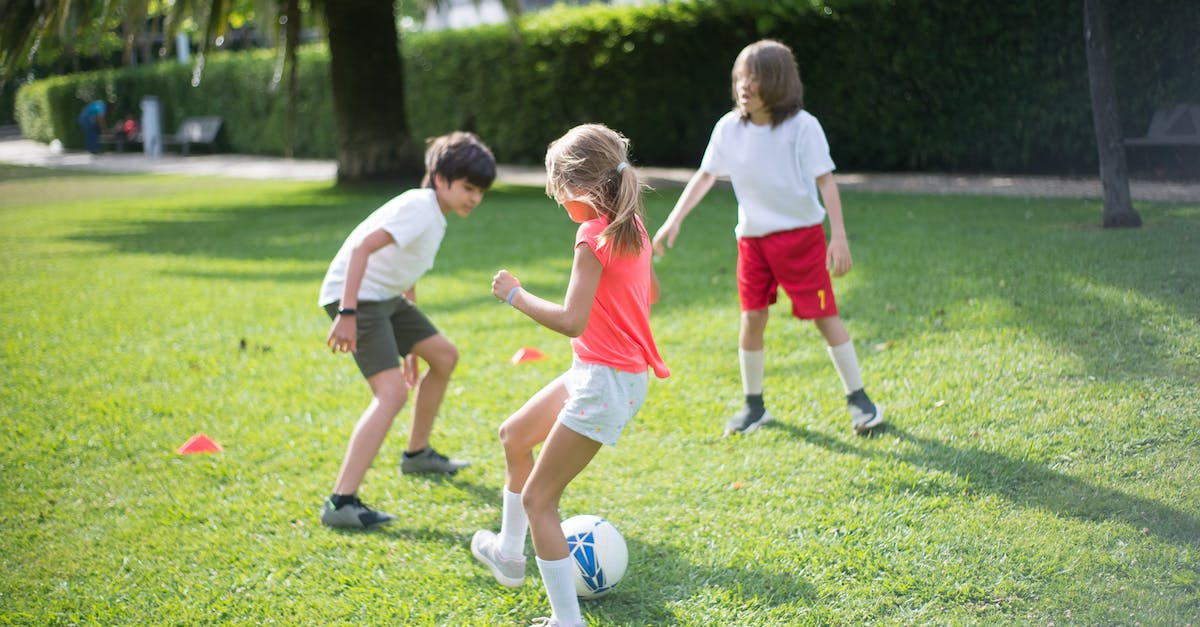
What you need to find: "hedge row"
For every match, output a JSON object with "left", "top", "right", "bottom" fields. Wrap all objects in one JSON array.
[
  {"left": 16, "top": 0, "right": 1198, "bottom": 174},
  {"left": 15, "top": 47, "right": 335, "bottom": 159},
  {"left": 404, "top": 0, "right": 1199, "bottom": 173}
]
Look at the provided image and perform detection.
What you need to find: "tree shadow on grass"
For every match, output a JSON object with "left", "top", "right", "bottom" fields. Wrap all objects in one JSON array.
[
  {"left": 327, "top": 505, "right": 816, "bottom": 623},
  {"left": 63, "top": 186, "right": 563, "bottom": 283},
  {"left": 581, "top": 535, "right": 817, "bottom": 624},
  {"left": 67, "top": 200, "right": 361, "bottom": 266},
  {"left": 400, "top": 474, "right": 504, "bottom": 508},
  {"left": 766, "top": 421, "right": 1200, "bottom": 549}
]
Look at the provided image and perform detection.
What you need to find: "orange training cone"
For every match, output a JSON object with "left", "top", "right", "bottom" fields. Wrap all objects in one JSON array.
[
  {"left": 177, "top": 433, "right": 223, "bottom": 455},
  {"left": 510, "top": 346, "right": 545, "bottom": 365}
]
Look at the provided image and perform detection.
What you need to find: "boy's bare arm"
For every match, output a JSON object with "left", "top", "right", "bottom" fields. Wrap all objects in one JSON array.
[
  {"left": 328, "top": 228, "right": 395, "bottom": 353},
  {"left": 653, "top": 170, "right": 717, "bottom": 256},
  {"left": 817, "top": 173, "right": 852, "bottom": 277}
]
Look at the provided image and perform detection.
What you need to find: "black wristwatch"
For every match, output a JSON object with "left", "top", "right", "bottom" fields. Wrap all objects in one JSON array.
[{"left": 337, "top": 307, "right": 357, "bottom": 316}]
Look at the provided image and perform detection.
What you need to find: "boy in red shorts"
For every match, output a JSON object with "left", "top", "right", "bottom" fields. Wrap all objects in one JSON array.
[{"left": 653, "top": 39, "right": 883, "bottom": 436}]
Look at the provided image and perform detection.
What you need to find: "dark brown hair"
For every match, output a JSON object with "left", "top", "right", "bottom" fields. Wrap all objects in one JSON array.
[
  {"left": 422, "top": 131, "right": 496, "bottom": 189},
  {"left": 732, "top": 40, "right": 804, "bottom": 127}
]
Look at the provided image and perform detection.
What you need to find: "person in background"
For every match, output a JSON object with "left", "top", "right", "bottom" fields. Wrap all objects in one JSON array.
[
  {"left": 77, "top": 99, "right": 109, "bottom": 155},
  {"left": 653, "top": 39, "right": 884, "bottom": 437}
]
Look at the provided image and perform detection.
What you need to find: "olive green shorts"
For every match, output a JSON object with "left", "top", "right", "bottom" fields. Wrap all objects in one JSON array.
[{"left": 324, "top": 296, "right": 439, "bottom": 379}]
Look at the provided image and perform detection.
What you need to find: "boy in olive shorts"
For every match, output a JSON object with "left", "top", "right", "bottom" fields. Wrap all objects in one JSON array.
[{"left": 318, "top": 132, "right": 496, "bottom": 529}]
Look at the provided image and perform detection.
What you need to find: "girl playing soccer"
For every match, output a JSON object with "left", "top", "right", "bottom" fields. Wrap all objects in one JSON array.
[
  {"left": 471, "top": 124, "right": 669, "bottom": 627},
  {"left": 653, "top": 39, "right": 883, "bottom": 436}
]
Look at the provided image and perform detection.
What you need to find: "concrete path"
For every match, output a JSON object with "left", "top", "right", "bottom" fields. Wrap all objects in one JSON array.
[{"left": 1, "top": 128, "right": 1196, "bottom": 202}]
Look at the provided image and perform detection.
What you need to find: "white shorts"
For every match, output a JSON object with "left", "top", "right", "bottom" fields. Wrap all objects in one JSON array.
[{"left": 559, "top": 359, "right": 649, "bottom": 446}]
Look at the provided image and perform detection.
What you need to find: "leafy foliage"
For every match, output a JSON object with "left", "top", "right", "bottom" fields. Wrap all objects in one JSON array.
[
  {"left": 12, "top": 0, "right": 1200, "bottom": 174},
  {"left": 15, "top": 45, "right": 334, "bottom": 158},
  {"left": 403, "top": 0, "right": 1198, "bottom": 173}
]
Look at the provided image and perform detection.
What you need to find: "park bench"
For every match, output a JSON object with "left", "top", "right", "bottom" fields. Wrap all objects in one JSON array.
[
  {"left": 1123, "top": 104, "right": 1200, "bottom": 177},
  {"left": 163, "top": 116, "right": 223, "bottom": 155}
]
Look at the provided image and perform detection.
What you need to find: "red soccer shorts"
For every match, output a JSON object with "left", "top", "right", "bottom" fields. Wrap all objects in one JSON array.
[{"left": 736, "top": 224, "right": 838, "bottom": 319}]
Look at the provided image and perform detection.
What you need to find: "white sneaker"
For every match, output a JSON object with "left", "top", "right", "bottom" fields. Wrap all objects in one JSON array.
[
  {"left": 471, "top": 529, "right": 526, "bottom": 588},
  {"left": 529, "top": 618, "right": 584, "bottom": 627}
]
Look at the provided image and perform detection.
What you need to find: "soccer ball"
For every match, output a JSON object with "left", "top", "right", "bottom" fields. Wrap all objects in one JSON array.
[{"left": 561, "top": 514, "right": 628, "bottom": 599}]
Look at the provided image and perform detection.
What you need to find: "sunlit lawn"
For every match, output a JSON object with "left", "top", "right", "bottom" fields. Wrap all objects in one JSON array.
[{"left": 1, "top": 163, "right": 1197, "bottom": 625}]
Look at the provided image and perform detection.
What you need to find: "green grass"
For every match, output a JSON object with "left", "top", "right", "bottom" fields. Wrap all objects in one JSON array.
[{"left": 1, "top": 162, "right": 1197, "bottom": 625}]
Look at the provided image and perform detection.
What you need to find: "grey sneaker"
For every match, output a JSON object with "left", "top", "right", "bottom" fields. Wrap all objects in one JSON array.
[
  {"left": 848, "top": 389, "right": 884, "bottom": 434},
  {"left": 724, "top": 406, "right": 773, "bottom": 436},
  {"left": 471, "top": 529, "right": 526, "bottom": 588},
  {"left": 320, "top": 496, "right": 397, "bottom": 529},
  {"left": 401, "top": 447, "right": 470, "bottom": 475}
]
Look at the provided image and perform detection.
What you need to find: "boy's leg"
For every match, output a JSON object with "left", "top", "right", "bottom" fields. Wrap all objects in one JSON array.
[
  {"left": 727, "top": 308, "right": 773, "bottom": 435},
  {"left": 322, "top": 367, "right": 408, "bottom": 529},
  {"left": 815, "top": 316, "right": 883, "bottom": 434},
  {"left": 523, "top": 421, "right": 603, "bottom": 627},
  {"left": 332, "top": 367, "right": 408, "bottom": 494},
  {"left": 401, "top": 333, "right": 469, "bottom": 474},
  {"left": 406, "top": 333, "right": 457, "bottom": 452}
]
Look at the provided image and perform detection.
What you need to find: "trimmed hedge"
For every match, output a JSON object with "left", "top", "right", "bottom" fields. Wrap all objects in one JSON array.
[
  {"left": 403, "top": 0, "right": 1199, "bottom": 173},
  {"left": 16, "top": 0, "right": 1198, "bottom": 174},
  {"left": 15, "top": 47, "right": 335, "bottom": 158}
]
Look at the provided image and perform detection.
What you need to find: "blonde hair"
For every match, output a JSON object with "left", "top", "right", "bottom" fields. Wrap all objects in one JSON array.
[
  {"left": 545, "top": 123, "right": 647, "bottom": 257},
  {"left": 732, "top": 40, "right": 804, "bottom": 127}
]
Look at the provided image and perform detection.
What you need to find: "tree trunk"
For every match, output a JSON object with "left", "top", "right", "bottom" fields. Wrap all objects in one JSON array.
[
  {"left": 283, "top": 0, "right": 300, "bottom": 158},
  {"left": 323, "top": 0, "right": 421, "bottom": 183},
  {"left": 1083, "top": 0, "right": 1141, "bottom": 228}
]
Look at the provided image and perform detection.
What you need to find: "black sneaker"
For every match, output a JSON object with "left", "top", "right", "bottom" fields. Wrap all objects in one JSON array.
[
  {"left": 400, "top": 447, "right": 470, "bottom": 475},
  {"left": 724, "top": 405, "right": 773, "bottom": 436},
  {"left": 320, "top": 496, "right": 397, "bottom": 529},
  {"left": 848, "top": 389, "right": 884, "bottom": 434}
]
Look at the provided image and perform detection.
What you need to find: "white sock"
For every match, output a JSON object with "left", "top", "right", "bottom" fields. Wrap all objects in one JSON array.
[
  {"left": 536, "top": 555, "right": 582, "bottom": 626},
  {"left": 739, "top": 349, "right": 765, "bottom": 395},
  {"left": 827, "top": 341, "right": 864, "bottom": 395},
  {"left": 498, "top": 489, "right": 527, "bottom": 558}
]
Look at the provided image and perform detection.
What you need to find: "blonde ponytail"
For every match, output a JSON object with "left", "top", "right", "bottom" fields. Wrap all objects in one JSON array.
[{"left": 544, "top": 124, "right": 648, "bottom": 257}]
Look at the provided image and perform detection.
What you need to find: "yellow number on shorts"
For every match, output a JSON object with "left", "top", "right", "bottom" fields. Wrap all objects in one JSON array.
[{"left": 818, "top": 289, "right": 826, "bottom": 310}]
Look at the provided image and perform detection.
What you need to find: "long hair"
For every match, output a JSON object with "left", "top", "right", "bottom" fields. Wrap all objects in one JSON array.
[
  {"left": 545, "top": 123, "right": 647, "bottom": 257},
  {"left": 732, "top": 40, "right": 804, "bottom": 127}
]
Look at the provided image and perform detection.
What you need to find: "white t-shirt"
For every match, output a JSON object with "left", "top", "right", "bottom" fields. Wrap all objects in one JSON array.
[
  {"left": 699, "top": 109, "right": 836, "bottom": 238},
  {"left": 318, "top": 188, "right": 447, "bottom": 306}
]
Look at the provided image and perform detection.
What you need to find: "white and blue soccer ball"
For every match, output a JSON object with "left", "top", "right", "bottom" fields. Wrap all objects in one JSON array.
[{"left": 561, "top": 514, "right": 628, "bottom": 599}]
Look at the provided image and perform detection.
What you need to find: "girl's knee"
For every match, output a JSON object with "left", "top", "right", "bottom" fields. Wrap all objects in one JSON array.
[
  {"left": 498, "top": 418, "right": 529, "bottom": 453},
  {"left": 520, "top": 486, "right": 555, "bottom": 517}
]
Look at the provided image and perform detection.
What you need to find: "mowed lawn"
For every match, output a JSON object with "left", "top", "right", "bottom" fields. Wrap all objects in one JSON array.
[{"left": 0, "top": 163, "right": 1197, "bottom": 625}]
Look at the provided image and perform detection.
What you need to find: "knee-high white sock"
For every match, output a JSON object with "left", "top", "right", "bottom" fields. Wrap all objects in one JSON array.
[
  {"left": 536, "top": 555, "right": 583, "bottom": 626},
  {"left": 498, "top": 489, "right": 527, "bottom": 558},
  {"left": 827, "top": 341, "right": 864, "bottom": 395},
  {"left": 739, "top": 349, "right": 765, "bottom": 395}
]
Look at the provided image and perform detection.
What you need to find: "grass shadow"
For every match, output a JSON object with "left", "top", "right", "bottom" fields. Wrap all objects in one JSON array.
[
  {"left": 767, "top": 421, "right": 1200, "bottom": 549},
  {"left": 582, "top": 535, "right": 817, "bottom": 624}
]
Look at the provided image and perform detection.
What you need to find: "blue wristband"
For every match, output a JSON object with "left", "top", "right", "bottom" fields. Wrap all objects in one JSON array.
[{"left": 506, "top": 286, "right": 521, "bottom": 305}]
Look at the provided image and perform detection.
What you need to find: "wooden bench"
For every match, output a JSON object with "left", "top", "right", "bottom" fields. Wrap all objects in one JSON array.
[
  {"left": 163, "top": 116, "right": 223, "bottom": 155},
  {"left": 1124, "top": 104, "right": 1200, "bottom": 177},
  {"left": 1125, "top": 104, "right": 1200, "bottom": 148}
]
